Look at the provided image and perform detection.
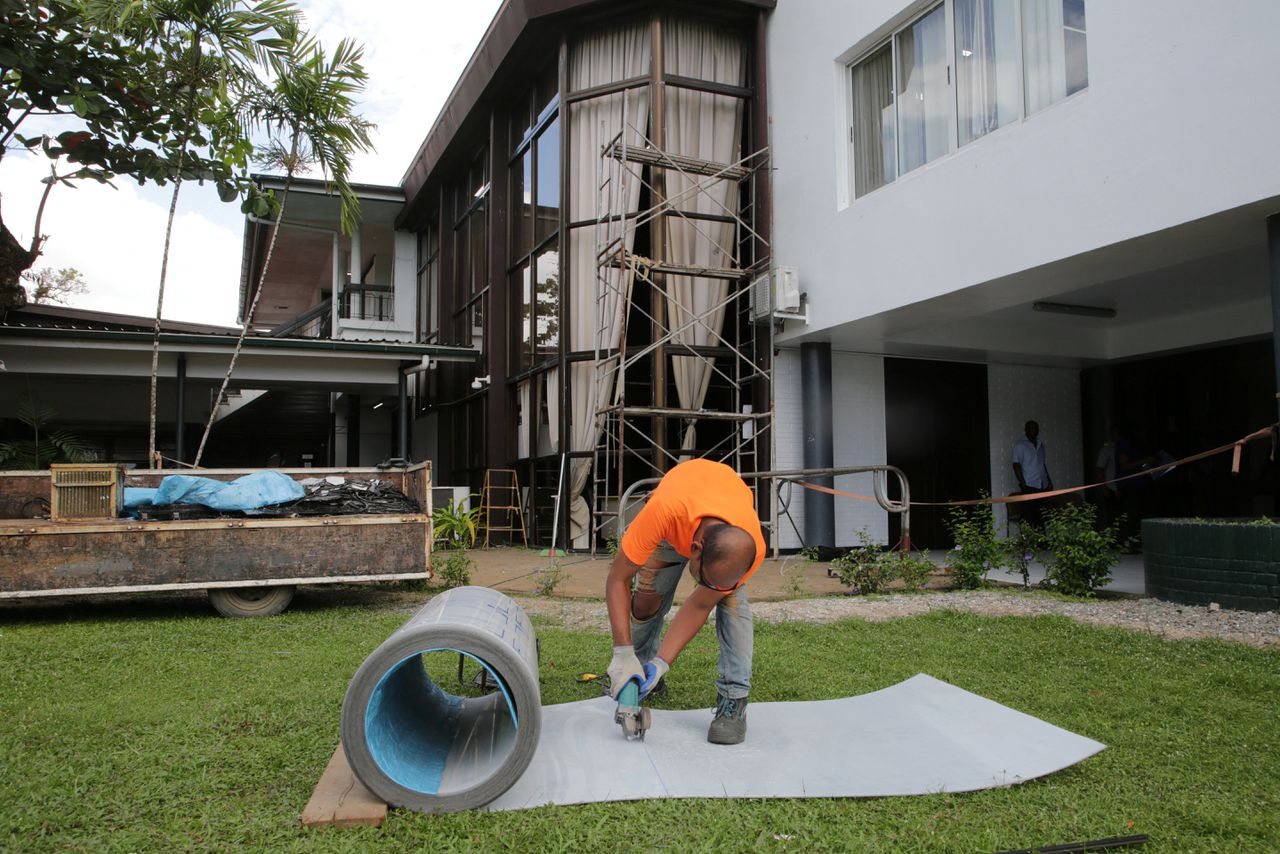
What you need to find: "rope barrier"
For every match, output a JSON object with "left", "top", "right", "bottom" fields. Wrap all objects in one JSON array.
[{"left": 789, "top": 424, "right": 1277, "bottom": 511}]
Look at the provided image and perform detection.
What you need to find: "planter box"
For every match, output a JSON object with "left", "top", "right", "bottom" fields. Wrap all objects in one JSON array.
[{"left": 1143, "top": 518, "right": 1280, "bottom": 612}]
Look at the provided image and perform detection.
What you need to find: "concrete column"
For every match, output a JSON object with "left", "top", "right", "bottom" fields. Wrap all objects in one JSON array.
[
  {"left": 1269, "top": 214, "right": 1280, "bottom": 423},
  {"left": 175, "top": 353, "right": 186, "bottom": 464},
  {"left": 347, "top": 394, "right": 361, "bottom": 467},
  {"left": 801, "top": 342, "right": 835, "bottom": 548}
]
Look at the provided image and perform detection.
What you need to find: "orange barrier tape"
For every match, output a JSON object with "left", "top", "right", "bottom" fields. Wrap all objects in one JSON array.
[{"left": 791, "top": 425, "right": 1277, "bottom": 510}]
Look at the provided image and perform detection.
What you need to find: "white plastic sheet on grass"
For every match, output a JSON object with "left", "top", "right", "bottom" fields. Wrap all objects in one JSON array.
[{"left": 486, "top": 674, "right": 1105, "bottom": 811}]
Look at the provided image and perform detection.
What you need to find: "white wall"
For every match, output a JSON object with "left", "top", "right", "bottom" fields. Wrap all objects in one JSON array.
[
  {"left": 986, "top": 363, "right": 1083, "bottom": 531},
  {"left": 774, "top": 348, "right": 889, "bottom": 549},
  {"left": 767, "top": 0, "right": 1280, "bottom": 333}
]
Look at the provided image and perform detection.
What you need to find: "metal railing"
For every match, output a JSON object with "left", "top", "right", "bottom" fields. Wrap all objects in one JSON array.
[
  {"left": 612, "top": 465, "right": 912, "bottom": 557},
  {"left": 340, "top": 283, "right": 394, "bottom": 321}
]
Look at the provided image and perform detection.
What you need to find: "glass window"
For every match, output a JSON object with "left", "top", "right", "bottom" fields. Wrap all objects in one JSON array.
[
  {"left": 535, "top": 117, "right": 560, "bottom": 246},
  {"left": 512, "top": 150, "right": 532, "bottom": 259},
  {"left": 954, "top": 0, "right": 1020, "bottom": 146},
  {"left": 849, "top": 1, "right": 1088, "bottom": 197},
  {"left": 851, "top": 43, "right": 896, "bottom": 197},
  {"left": 516, "top": 262, "right": 533, "bottom": 372},
  {"left": 1023, "top": 0, "right": 1088, "bottom": 114},
  {"left": 895, "top": 4, "right": 948, "bottom": 174},
  {"left": 1063, "top": 0, "right": 1089, "bottom": 97},
  {"left": 534, "top": 244, "right": 560, "bottom": 361}
]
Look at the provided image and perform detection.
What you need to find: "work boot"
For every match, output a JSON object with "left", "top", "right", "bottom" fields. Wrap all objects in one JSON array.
[
  {"left": 707, "top": 694, "right": 747, "bottom": 744},
  {"left": 648, "top": 676, "right": 668, "bottom": 699}
]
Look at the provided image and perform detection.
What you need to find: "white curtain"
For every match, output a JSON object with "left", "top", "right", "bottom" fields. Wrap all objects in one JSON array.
[
  {"left": 662, "top": 18, "right": 746, "bottom": 456},
  {"left": 851, "top": 43, "right": 895, "bottom": 197},
  {"left": 517, "top": 379, "right": 531, "bottom": 458},
  {"left": 1022, "top": 0, "right": 1066, "bottom": 113},
  {"left": 956, "top": 0, "right": 1020, "bottom": 145},
  {"left": 566, "top": 22, "right": 652, "bottom": 546},
  {"left": 543, "top": 368, "right": 559, "bottom": 454}
]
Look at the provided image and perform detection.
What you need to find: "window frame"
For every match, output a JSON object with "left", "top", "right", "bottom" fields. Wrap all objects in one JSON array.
[{"left": 846, "top": 0, "right": 1087, "bottom": 201}]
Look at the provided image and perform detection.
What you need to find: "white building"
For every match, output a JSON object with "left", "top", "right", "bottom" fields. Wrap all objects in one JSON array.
[{"left": 767, "top": 0, "right": 1280, "bottom": 548}]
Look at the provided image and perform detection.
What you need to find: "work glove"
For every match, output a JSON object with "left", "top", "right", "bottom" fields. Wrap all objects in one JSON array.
[
  {"left": 639, "top": 657, "right": 669, "bottom": 700},
  {"left": 607, "top": 645, "right": 644, "bottom": 699}
]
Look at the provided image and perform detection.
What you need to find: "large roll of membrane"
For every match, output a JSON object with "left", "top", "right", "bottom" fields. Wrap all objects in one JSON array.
[{"left": 340, "top": 586, "right": 540, "bottom": 814}]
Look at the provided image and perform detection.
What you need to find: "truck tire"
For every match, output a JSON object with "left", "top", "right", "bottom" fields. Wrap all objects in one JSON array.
[{"left": 208, "top": 585, "right": 296, "bottom": 618}]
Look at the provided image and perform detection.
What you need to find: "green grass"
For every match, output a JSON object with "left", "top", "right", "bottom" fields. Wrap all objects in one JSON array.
[{"left": 1, "top": 593, "right": 1277, "bottom": 853}]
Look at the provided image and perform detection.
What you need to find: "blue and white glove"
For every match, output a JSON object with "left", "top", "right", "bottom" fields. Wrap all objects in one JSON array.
[
  {"left": 607, "top": 645, "right": 644, "bottom": 699},
  {"left": 639, "top": 656, "right": 669, "bottom": 700}
]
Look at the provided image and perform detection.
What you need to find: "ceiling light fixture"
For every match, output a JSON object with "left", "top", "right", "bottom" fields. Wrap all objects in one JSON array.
[{"left": 1032, "top": 301, "right": 1116, "bottom": 319}]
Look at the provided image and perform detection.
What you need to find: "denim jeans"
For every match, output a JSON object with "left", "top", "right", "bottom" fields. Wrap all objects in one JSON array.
[{"left": 630, "top": 541, "right": 753, "bottom": 700}]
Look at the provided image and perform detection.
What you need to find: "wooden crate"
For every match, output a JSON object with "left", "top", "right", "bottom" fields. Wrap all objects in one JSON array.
[{"left": 49, "top": 463, "right": 124, "bottom": 522}]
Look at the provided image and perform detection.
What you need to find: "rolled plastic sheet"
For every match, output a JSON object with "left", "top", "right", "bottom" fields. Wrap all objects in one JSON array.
[{"left": 340, "top": 586, "right": 540, "bottom": 814}]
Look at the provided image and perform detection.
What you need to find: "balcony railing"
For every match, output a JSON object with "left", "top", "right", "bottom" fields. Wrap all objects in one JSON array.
[
  {"left": 268, "top": 298, "right": 332, "bottom": 338},
  {"left": 340, "top": 283, "right": 394, "bottom": 322}
]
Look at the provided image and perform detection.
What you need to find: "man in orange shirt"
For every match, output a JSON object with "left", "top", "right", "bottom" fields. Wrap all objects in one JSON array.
[{"left": 605, "top": 459, "right": 765, "bottom": 745}]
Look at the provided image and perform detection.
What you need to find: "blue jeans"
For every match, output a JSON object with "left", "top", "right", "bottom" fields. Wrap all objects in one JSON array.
[{"left": 630, "top": 541, "right": 753, "bottom": 700}]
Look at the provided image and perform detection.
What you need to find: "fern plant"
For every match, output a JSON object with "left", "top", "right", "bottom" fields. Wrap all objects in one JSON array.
[{"left": 0, "top": 398, "right": 94, "bottom": 470}]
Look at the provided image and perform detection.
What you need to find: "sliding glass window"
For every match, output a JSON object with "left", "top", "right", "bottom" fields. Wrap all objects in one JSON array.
[{"left": 850, "top": 0, "right": 1088, "bottom": 198}]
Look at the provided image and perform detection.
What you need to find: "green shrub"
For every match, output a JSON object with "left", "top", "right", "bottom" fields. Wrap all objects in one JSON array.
[
  {"left": 1001, "top": 526, "right": 1041, "bottom": 589},
  {"left": 1040, "top": 502, "right": 1124, "bottom": 596},
  {"left": 433, "top": 497, "right": 481, "bottom": 550},
  {"left": 945, "top": 501, "right": 1002, "bottom": 590},
  {"left": 892, "top": 549, "right": 935, "bottom": 592},
  {"left": 831, "top": 531, "right": 933, "bottom": 594},
  {"left": 436, "top": 550, "right": 474, "bottom": 589},
  {"left": 533, "top": 562, "right": 564, "bottom": 597}
]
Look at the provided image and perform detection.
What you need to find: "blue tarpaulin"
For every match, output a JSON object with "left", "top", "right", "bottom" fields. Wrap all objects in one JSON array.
[{"left": 145, "top": 471, "right": 305, "bottom": 513}]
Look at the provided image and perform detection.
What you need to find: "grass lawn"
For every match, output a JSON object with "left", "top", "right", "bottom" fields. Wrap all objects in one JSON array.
[{"left": 1, "top": 592, "right": 1277, "bottom": 853}]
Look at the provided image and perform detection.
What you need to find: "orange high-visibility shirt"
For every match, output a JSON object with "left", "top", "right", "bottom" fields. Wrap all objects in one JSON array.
[{"left": 620, "top": 459, "right": 765, "bottom": 586}]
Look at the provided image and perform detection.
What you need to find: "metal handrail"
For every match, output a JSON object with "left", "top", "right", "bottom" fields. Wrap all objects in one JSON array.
[{"left": 612, "top": 465, "right": 912, "bottom": 558}]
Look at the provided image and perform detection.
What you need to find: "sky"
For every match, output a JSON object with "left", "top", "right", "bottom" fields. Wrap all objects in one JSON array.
[{"left": 1, "top": 0, "right": 504, "bottom": 326}]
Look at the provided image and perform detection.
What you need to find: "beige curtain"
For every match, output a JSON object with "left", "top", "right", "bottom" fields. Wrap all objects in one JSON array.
[
  {"left": 517, "top": 379, "right": 531, "bottom": 459},
  {"left": 566, "top": 22, "right": 652, "bottom": 546},
  {"left": 662, "top": 18, "right": 746, "bottom": 455}
]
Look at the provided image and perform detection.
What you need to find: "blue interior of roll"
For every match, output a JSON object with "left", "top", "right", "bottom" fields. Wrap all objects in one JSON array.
[{"left": 365, "top": 648, "right": 518, "bottom": 795}]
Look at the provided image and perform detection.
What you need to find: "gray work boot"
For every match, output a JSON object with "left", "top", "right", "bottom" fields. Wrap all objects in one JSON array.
[{"left": 707, "top": 694, "right": 748, "bottom": 744}]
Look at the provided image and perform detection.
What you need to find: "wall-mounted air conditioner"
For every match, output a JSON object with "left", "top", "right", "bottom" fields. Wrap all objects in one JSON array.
[{"left": 749, "top": 266, "right": 807, "bottom": 324}]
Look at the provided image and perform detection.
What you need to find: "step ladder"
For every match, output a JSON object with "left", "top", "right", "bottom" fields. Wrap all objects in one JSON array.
[{"left": 479, "top": 468, "right": 528, "bottom": 548}]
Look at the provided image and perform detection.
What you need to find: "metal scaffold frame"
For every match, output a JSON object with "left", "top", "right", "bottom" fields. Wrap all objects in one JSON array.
[{"left": 589, "top": 90, "right": 777, "bottom": 548}]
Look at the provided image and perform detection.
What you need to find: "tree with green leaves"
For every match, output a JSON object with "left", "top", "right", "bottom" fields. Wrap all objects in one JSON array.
[
  {"left": 0, "top": 0, "right": 254, "bottom": 310},
  {"left": 21, "top": 265, "right": 88, "bottom": 304},
  {"left": 193, "top": 25, "right": 374, "bottom": 467},
  {"left": 82, "top": 0, "right": 299, "bottom": 466}
]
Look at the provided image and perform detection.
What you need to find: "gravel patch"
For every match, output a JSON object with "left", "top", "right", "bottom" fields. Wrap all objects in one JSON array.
[{"left": 504, "top": 590, "right": 1280, "bottom": 649}]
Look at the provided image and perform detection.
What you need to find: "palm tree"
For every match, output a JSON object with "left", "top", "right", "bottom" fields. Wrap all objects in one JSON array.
[
  {"left": 87, "top": 0, "right": 298, "bottom": 467},
  {"left": 191, "top": 26, "right": 374, "bottom": 467}
]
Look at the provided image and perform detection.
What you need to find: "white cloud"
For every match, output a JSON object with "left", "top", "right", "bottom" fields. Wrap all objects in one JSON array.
[
  {"left": 2, "top": 151, "right": 243, "bottom": 325},
  {"left": 0, "top": 1, "right": 503, "bottom": 325},
  {"left": 301, "top": 1, "right": 503, "bottom": 186}
]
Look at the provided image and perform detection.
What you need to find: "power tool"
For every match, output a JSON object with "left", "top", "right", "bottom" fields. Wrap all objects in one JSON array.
[{"left": 613, "top": 676, "right": 652, "bottom": 741}]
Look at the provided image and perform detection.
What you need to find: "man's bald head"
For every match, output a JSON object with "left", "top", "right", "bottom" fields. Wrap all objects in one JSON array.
[{"left": 699, "top": 523, "right": 757, "bottom": 589}]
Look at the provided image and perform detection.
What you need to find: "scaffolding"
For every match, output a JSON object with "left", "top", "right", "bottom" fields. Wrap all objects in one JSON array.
[{"left": 589, "top": 93, "right": 787, "bottom": 546}]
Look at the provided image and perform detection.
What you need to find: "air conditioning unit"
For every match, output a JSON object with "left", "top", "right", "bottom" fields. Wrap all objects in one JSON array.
[
  {"left": 749, "top": 266, "right": 807, "bottom": 323},
  {"left": 50, "top": 463, "right": 124, "bottom": 522}
]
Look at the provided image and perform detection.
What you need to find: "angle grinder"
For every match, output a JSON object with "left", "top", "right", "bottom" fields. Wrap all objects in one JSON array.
[{"left": 613, "top": 677, "right": 652, "bottom": 741}]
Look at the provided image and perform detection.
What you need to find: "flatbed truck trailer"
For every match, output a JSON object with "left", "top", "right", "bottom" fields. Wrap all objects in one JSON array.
[{"left": 0, "top": 462, "right": 432, "bottom": 616}]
